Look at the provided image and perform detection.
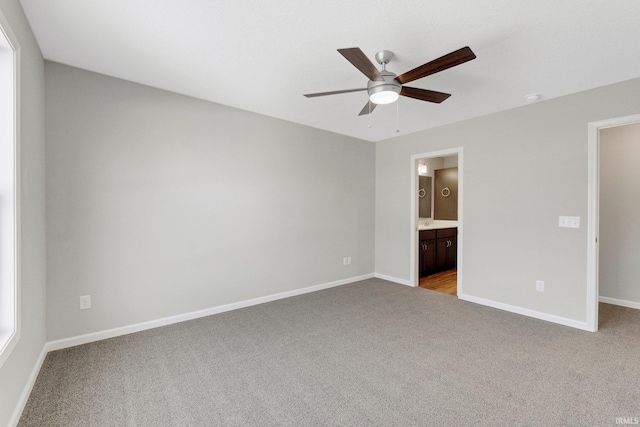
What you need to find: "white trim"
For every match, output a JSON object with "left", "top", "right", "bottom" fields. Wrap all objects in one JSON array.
[
  {"left": 587, "top": 113, "right": 640, "bottom": 333},
  {"left": 586, "top": 121, "right": 598, "bottom": 332},
  {"left": 0, "top": 6, "right": 21, "bottom": 369},
  {"left": 0, "top": 330, "right": 20, "bottom": 369},
  {"left": 599, "top": 296, "right": 640, "bottom": 310},
  {"left": 409, "top": 148, "right": 463, "bottom": 294},
  {"left": 14, "top": 31, "right": 21, "bottom": 366},
  {"left": 374, "top": 273, "right": 412, "bottom": 287},
  {"left": 46, "top": 273, "right": 374, "bottom": 351},
  {"left": 460, "top": 293, "right": 591, "bottom": 331},
  {"left": 8, "top": 346, "right": 47, "bottom": 427}
]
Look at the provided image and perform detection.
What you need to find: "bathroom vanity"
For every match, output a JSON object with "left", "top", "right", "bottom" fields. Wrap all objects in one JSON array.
[{"left": 418, "top": 221, "right": 457, "bottom": 277}]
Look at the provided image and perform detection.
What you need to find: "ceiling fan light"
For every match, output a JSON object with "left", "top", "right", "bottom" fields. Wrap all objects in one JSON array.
[{"left": 370, "top": 90, "right": 399, "bottom": 105}]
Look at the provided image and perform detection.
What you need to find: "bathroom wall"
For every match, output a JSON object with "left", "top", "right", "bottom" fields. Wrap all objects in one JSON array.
[
  {"left": 599, "top": 122, "right": 640, "bottom": 305},
  {"left": 434, "top": 167, "right": 458, "bottom": 220}
]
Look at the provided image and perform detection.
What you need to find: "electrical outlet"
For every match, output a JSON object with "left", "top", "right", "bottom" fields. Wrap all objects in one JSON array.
[
  {"left": 535, "top": 281, "right": 544, "bottom": 292},
  {"left": 79, "top": 295, "right": 91, "bottom": 310}
]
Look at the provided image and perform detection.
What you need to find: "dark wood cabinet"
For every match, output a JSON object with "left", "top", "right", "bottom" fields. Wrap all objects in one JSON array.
[
  {"left": 420, "top": 228, "right": 457, "bottom": 277},
  {"left": 436, "top": 237, "right": 456, "bottom": 271},
  {"left": 419, "top": 230, "right": 436, "bottom": 276}
]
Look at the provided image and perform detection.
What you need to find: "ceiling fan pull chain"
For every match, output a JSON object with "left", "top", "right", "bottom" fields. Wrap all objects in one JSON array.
[
  {"left": 396, "top": 98, "right": 400, "bottom": 133},
  {"left": 367, "top": 102, "right": 372, "bottom": 128}
]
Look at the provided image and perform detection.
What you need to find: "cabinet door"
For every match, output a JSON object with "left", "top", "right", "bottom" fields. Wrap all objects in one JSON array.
[
  {"left": 436, "top": 237, "right": 449, "bottom": 271},
  {"left": 437, "top": 236, "right": 457, "bottom": 271},
  {"left": 420, "top": 239, "right": 437, "bottom": 277},
  {"left": 447, "top": 236, "right": 457, "bottom": 270}
]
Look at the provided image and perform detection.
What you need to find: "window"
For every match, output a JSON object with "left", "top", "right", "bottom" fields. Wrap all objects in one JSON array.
[{"left": 0, "top": 14, "right": 19, "bottom": 368}]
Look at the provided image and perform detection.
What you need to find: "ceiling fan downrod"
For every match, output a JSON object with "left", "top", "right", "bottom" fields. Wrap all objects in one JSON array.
[{"left": 374, "top": 50, "right": 394, "bottom": 71}]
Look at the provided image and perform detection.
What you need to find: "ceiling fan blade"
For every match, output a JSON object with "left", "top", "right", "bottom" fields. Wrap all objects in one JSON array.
[
  {"left": 396, "top": 46, "right": 476, "bottom": 85},
  {"left": 338, "top": 48, "right": 383, "bottom": 82},
  {"left": 303, "top": 88, "right": 367, "bottom": 98},
  {"left": 358, "top": 101, "right": 377, "bottom": 116},
  {"left": 400, "top": 86, "right": 451, "bottom": 103}
]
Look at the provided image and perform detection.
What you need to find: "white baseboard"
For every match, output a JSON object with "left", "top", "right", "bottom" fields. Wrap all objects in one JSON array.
[
  {"left": 459, "top": 293, "right": 592, "bottom": 332},
  {"left": 9, "top": 346, "right": 48, "bottom": 427},
  {"left": 46, "top": 273, "right": 375, "bottom": 352},
  {"left": 599, "top": 296, "right": 640, "bottom": 310},
  {"left": 374, "top": 273, "right": 413, "bottom": 287}
]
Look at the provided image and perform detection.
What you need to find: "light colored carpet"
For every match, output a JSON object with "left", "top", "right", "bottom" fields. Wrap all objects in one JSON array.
[{"left": 19, "top": 278, "right": 640, "bottom": 426}]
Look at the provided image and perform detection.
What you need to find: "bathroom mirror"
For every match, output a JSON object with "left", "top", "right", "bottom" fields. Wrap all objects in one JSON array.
[{"left": 418, "top": 176, "right": 432, "bottom": 218}]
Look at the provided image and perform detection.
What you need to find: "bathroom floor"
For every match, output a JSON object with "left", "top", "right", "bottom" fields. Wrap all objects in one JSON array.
[{"left": 419, "top": 269, "right": 457, "bottom": 295}]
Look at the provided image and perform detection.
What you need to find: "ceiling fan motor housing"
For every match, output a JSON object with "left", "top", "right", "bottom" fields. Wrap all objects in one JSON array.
[
  {"left": 374, "top": 50, "right": 394, "bottom": 65},
  {"left": 367, "top": 70, "right": 401, "bottom": 104}
]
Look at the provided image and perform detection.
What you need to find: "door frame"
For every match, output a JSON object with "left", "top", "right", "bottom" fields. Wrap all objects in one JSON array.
[
  {"left": 587, "top": 113, "right": 640, "bottom": 332},
  {"left": 410, "top": 147, "right": 463, "bottom": 292}
]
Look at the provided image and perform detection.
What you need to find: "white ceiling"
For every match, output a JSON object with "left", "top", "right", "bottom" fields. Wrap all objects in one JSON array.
[{"left": 19, "top": 0, "right": 640, "bottom": 142}]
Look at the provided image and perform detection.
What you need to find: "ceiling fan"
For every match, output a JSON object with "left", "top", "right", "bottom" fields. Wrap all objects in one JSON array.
[{"left": 304, "top": 46, "right": 476, "bottom": 116}]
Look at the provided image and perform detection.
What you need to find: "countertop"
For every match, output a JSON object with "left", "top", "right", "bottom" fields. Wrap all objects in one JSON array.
[{"left": 418, "top": 220, "right": 458, "bottom": 230}]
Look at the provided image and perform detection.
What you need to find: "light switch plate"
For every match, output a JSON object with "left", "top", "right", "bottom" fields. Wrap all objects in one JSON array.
[{"left": 559, "top": 216, "right": 580, "bottom": 228}]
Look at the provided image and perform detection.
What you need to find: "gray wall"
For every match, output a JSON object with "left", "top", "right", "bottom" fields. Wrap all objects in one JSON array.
[
  {"left": 375, "top": 78, "right": 640, "bottom": 323},
  {"left": 599, "top": 123, "right": 640, "bottom": 304},
  {"left": 45, "top": 62, "right": 375, "bottom": 341},
  {"left": 0, "top": 1, "right": 46, "bottom": 426}
]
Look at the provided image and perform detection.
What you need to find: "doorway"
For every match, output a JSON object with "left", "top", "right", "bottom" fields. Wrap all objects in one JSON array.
[
  {"left": 587, "top": 113, "right": 640, "bottom": 332},
  {"left": 410, "top": 148, "right": 463, "bottom": 296}
]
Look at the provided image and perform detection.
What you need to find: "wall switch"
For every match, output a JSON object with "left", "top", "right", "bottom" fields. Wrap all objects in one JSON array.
[
  {"left": 559, "top": 216, "right": 580, "bottom": 228},
  {"left": 79, "top": 295, "right": 91, "bottom": 310},
  {"left": 347, "top": 256, "right": 352, "bottom": 265},
  {"left": 535, "top": 281, "right": 544, "bottom": 292}
]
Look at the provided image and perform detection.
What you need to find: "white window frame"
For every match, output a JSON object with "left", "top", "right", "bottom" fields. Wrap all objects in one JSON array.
[{"left": 0, "top": 9, "right": 20, "bottom": 369}]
